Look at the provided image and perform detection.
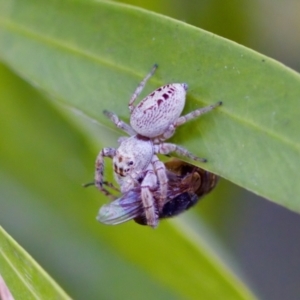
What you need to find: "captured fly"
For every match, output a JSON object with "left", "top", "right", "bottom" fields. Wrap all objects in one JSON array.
[{"left": 97, "top": 159, "right": 218, "bottom": 227}]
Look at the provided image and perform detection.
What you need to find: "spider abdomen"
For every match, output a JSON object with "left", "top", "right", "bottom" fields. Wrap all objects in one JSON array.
[{"left": 130, "top": 83, "right": 187, "bottom": 138}]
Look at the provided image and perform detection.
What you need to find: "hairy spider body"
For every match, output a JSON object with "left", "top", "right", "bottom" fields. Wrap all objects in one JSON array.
[
  {"left": 112, "top": 136, "right": 153, "bottom": 188},
  {"left": 97, "top": 159, "right": 219, "bottom": 226},
  {"left": 94, "top": 65, "right": 221, "bottom": 227},
  {"left": 130, "top": 83, "right": 187, "bottom": 139}
]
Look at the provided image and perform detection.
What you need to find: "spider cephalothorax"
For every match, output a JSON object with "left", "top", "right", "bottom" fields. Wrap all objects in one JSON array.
[
  {"left": 112, "top": 136, "right": 153, "bottom": 192},
  {"left": 94, "top": 64, "right": 221, "bottom": 227}
]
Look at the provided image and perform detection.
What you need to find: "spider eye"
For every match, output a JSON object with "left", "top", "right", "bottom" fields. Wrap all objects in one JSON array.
[{"left": 128, "top": 161, "right": 134, "bottom": 166}]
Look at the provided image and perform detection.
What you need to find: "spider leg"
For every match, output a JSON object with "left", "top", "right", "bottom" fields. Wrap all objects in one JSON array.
[
  {"left": 159, "top": 101, "right": 222, "bottom": 141},
  {"left": 128, "top": 64, "right": 158, "bottom": 113},
  {"left": 151, "top": 155, "right": 168, "bottom": 212},
  {"left": 95, "top": 147, "right": 117, "bottom": 199},
  {"left": 155, "top": 143, "right": 207, "bottom": 162},
  {"left": 174, "top": 101, "right": 222, "bottom": 127},
  {"left": 103, "top": 110, "right": 136, "bottom": 136},
  {"left": 103, "top": 181, "right": 120, "bottom": 192},
  {"left": 140, "top": 165, "right": 158, "bottom": 227}
]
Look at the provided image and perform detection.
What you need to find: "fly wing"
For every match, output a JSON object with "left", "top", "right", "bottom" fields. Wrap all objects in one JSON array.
[{"left": 97, "top": 189, "right": 143, "bottom": 225}]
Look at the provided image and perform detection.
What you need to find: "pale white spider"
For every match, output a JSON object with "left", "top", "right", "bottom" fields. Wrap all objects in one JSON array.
[{"left": 95, "top": 64, "right": 221, "bottom": 227}]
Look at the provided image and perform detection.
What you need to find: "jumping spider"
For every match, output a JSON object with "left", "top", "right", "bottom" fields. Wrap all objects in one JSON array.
[
  {"left": 97, "top": 158, "right": 219, "bottom": 226},
  {"left": 95, "top": 64, "right": 222, "bottom": 227}
]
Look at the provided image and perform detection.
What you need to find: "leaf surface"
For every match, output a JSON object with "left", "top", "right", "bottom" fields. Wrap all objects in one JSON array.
[{"left": 0, "top": 0, "right": 299, "bottom": 211}]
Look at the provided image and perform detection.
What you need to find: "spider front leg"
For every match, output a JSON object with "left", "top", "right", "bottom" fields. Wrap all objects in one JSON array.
[
  {"left": 140, "top": 165, "right": 159, "bottom": 227},
  {"left": 95, "top": 147, "right": 117, "bottom": 200},
  {"left": 128, "top": 64, "right": 158, "bottom": 113},
  {"left": 155, "top": 143, "right": 207, "bottom": 162},
  {"left": 103, "top": 110, "right": 136, "bottom": 136},
  {"left": 151, "top": 155, "right": 168, "bottom": 212}
]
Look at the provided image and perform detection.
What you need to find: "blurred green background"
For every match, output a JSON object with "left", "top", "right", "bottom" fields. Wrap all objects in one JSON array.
[{"left": 1, "top": 0, "right": 300, "bottom": 299}]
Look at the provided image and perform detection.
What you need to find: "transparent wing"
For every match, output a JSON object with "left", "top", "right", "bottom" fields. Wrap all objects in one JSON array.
[{"left": 97, "top": 189, "right": 143, "bottom": 225}]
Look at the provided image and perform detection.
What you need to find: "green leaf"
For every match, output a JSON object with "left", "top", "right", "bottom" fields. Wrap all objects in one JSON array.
[
  {"left": 0, "top": 0, "right": 299, "bottom": 212},
  {"left": 0, "top": 226, "right": 70, "bottom": 299}
]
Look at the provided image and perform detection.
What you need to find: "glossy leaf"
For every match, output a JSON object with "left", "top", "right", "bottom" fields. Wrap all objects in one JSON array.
[
  {"left": 0, "top": 0, "right": 299, "bottom": 212},
  {"left": 0, "top": 227, "right": 70, "bottom": 299}
]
